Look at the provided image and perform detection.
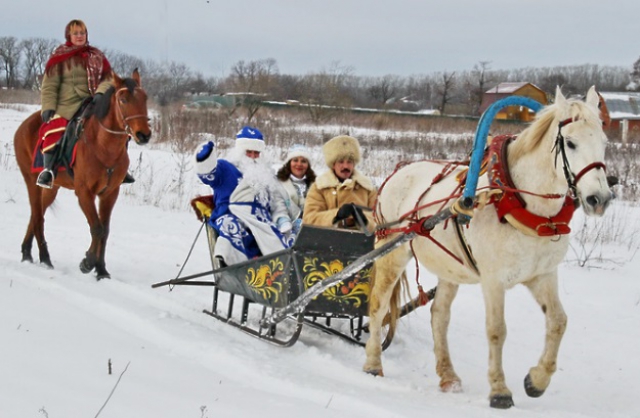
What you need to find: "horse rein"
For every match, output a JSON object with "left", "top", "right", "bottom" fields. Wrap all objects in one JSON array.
[
  {"left": 97, "top": 86, "right": 148, "bottom": 137},
  {"left": 553, "top": 117, "right": 607, "bottom": 201}
]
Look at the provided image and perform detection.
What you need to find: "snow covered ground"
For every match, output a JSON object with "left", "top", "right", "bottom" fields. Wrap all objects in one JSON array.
[{"left": 1, "top": 105, "right": 639, "bottom": 418}]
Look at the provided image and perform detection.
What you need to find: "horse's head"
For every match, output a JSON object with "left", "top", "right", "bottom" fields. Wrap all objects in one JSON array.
[
  {"left": 97, "top": 69, "right": 152, "bottom": 145},
  {"left": 553, "top": 86, "right": 613, "bottom": 216}
]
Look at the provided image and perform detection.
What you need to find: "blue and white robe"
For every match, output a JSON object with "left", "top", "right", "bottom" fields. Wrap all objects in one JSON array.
[{"left": 197, "top": 158, "right": 293, "bottom": 266}]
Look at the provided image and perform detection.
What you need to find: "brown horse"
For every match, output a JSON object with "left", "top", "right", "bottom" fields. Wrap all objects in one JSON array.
[{"left": 13, "top": 69, "right": 151, "bottom": 280}]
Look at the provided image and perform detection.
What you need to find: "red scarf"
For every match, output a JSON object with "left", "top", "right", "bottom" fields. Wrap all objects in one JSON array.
[{"left": 44, "top": 41, "right": 112, "bottom": 94}]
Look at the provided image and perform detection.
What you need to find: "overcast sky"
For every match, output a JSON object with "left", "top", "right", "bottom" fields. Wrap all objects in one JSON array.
[{"left": 2, "top": 0, "right": 638, "bottom": 78}]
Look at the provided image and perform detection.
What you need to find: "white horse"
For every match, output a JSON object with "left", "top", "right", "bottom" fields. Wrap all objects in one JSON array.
[{"left": 363, "top": 86, "right": 613, "bottom": 408}]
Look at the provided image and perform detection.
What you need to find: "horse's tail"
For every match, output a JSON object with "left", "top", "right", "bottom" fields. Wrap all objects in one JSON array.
[{"left": 376, "top": 269, "right": 408, "bottom": 342}]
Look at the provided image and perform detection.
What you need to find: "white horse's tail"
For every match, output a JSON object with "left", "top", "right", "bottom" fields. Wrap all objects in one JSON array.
[{"left": 369, "top": 269, "right": 410, "bottom": 340}]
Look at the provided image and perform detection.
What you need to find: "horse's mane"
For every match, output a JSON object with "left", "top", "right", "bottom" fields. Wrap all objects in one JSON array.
[
  {"left": 510, "top": 98, "right": 601, "bottom": 160},
  {"left": 92, "top": 78, "right": 138, "bottom": 120}
]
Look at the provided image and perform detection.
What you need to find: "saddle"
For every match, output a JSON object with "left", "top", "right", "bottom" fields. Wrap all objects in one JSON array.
[{"left": 31, "top": 98, "right": 92, "bottom": 176}]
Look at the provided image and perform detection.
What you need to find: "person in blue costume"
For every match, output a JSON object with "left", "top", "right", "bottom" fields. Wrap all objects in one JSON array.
[{"left": 195, "top": 126, "right": 294, "bottom": 266}]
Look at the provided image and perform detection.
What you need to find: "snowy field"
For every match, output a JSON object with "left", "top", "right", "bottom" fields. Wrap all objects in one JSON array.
[{"left": 1, "top": 105, "right": 639, "bottom": 418}]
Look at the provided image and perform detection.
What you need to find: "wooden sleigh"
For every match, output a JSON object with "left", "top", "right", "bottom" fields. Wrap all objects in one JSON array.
[{"left": 152, "top": 200, "right": 434, "bottom": 348}]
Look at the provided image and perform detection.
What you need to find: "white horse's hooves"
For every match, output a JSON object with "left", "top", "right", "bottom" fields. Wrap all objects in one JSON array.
[
  {"left": 440, "top": 380, "right": 463, "bottom": 393},
  {"left": 364, "top": 369, "right": 384, "bottom": 377},
  {"left": 524, "top": 373, "right": 546, "bottom": 398},
  {"left": 490, "top": 394, "right": 514, "bottom": 409}
]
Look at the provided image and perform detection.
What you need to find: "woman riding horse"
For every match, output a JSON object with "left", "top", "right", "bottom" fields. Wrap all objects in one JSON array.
[{"left": 37, "top": 18, "right": 133, "bottom": 188}]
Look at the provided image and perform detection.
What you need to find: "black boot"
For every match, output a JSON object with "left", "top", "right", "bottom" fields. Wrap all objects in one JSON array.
[
  {"left": 36, "top": 149, "right": 56, "bottom": 189},
  {"left": 122, "top": 172, "right": 135, "bottom": 184}
]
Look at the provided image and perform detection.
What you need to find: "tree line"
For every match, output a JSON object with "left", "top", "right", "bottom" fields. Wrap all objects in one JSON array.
[{"left": 1, "top": 35, "right": 637, "bottom": 116}]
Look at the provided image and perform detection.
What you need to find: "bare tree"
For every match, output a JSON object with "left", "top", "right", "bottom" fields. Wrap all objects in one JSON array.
[
  {"left": 404, "top": 75, "right": 435, "bottom": 109},
  {"left": 629, "top": 56, "right": 640, "bottom": 91},
  {"left": 469, "top": 61, "right": 492, "bottom": 115},
  {"left": 104, "top": 49, "right": 146, "bottom": 78},
  {"left": 226, "top": 58, "right": 279, "bottom": 122},
  {"left": 0, "top": 36, "right": 22, "bottom": 88},
  {"left": 19, "top": 37, "right": 56, "bottom": 89},
  {"left": 435, "top": 71, "right": 456, "bottom": 114},
  {"left": 366, "top": 74, "right": 403, "bottom": 107},
  {"left": 298, "top": 61, "right": 354, "bottom": 124}
]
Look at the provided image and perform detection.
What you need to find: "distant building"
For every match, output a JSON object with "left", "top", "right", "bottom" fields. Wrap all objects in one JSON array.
[
  {"left": 599, "top": 92, "right": 640, "bottom": 140},
  {"left": 479, "top": 82, "right": 548, "bottom": 121}
]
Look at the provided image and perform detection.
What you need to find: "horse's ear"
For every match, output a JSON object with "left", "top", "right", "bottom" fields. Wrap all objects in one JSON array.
[
  {"left": 111, "top": 70, "right": 123, "bottom": 86},
  {"left": 555, "top": 86, "right": 567, "bottom": 106},
  {"left": 132, "top": 68, "right": 141, "bottom": 87},
  {"left": 585, "top": 85, "right": 599, "bottom": 109}
]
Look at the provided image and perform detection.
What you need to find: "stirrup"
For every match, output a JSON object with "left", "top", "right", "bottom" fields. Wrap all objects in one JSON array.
[{"left": 36, "top": 169, "right": 54, "bottom": 189}]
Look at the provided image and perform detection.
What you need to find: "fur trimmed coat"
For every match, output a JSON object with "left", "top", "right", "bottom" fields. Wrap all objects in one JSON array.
[
  {"left": 302, "top": 169, "right": 377, "bottom": 227},
  {"left": 197, "top": 155, "right": 293, "bottom": 266}
]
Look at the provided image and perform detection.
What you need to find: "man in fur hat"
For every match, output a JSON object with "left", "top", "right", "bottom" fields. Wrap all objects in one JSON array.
[
  {"left": 303, "top": 135, "right": 376, "bottom": 229},
  {"left": 195, "top": 126, "right": 294, "bottom": 266}
]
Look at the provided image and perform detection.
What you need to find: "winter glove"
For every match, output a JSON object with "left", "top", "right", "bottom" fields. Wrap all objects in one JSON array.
[
  {"left": 42, "top": 109, "right": 55, "bottom": 123},
  {"left": 332, "top": 203, "right": 368, "bottom": 227},
  {"left": 196, "top": 141, "right": 215, "bottom": 162},
  {"left": 292, "top": 218, "right": 302, "bottom": 232},
  {"left": 276, "top": 217, "right": 293, "bottom": 234}
]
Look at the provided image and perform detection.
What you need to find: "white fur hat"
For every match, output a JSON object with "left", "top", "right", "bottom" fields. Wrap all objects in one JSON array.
[
  {"left": 323, "top": 135, "right": 360, "bottom": 168},
  {"left": 235, "top": 126, "right": 265, "bottom": 152},
  {"left": 286, "top": 144, "right": 311, "bottom": 162}
]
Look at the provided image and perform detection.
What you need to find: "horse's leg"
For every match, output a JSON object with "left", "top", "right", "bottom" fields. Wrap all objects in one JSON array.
[
  {"left": 431, "top": 279, "right": 462, "bottom": 392},
  {"left": 481, "top": 280, "right": 514, "bottom": 409},
  {"left": 93, "top": 191, "right": 119, "bottom": 280},
  {"left": 75, "top": 188, "right": 103, "bottom": 276},
  {"left": 523, "top": 273, "right": 567, "bottom": 398},
  {"left": 22, "top": 182, "right": 59, "bottom": 268},
  {"left": 363, "top": 244, "right": 411, "bottom": 376}
]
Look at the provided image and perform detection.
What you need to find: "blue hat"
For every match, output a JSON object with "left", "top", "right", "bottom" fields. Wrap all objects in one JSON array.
[{"left": 235, "top": 126, "right": 265, "bottom": 152}]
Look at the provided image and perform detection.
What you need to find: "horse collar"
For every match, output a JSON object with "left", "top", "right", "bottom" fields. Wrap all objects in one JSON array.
[{"left": 487, "top": 135, "right": 576, "bottom": 237}]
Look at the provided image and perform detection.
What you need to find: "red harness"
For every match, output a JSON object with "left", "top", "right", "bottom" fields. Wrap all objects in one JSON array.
[{"left": 487, "top": 135, "right": 576, "bottom": 237}]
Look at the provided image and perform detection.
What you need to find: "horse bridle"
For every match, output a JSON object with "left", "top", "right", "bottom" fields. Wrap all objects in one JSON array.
[
  {"left": 553, "top": 117, "right": 607, "bottom": 200},
  {"left": 98, "top": 86, "right": 148, "bottom": 137}
]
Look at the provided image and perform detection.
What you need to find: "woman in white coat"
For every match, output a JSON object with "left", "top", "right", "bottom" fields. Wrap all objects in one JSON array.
[{"left": 276, "top": 144, "right": 316, "bottom": 230}]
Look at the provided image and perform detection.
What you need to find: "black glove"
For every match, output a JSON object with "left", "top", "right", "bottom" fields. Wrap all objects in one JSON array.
[
  {"left": 42, "top": 109, "right": 55, "bottom": 123},
  {"left": 333, "top": 203, "right": 368, "bottom": 226}
]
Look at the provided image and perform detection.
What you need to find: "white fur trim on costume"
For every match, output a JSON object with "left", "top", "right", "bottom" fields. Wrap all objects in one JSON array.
[
  {"left": 235, "top": 137, "right": 266, "bottom": 152},
  {"left": 194, "top": 145, "right": 218, "bottom": 174}
]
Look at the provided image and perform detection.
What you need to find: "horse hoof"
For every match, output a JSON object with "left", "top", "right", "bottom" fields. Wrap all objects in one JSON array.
[
  {"left": 440, "top": 380, "right": 463, "bottom": 393},
  {"left": 364, "top": 369, "right": 384, "bottom": 377},
  {"left": 79, "top": 259, "right": 94, "bottom": 274},
  {"left": 524, "top": 373, "right": 546, "bottom": 398},
  {"left": 21, "top": 254, "right": 34, "bottom": 263},
  {"left": 41, "top": 260, "right": 54, "bottom": 270},
  {"left": 490, "top": 394, "right": 514, "bottom": 409},
  {"left": 96, "top": 273, "right": 111, "bottom": 281}
]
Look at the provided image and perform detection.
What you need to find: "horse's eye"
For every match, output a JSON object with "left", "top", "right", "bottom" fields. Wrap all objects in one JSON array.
[
  {"left": 119, "top": 97, "right": 128, "bottom": 104},
  {"left": 567, "top": 140, "right": 576, "bottom": 150}
]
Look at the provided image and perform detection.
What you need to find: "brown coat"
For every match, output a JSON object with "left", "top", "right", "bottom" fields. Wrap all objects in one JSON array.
[
  {"left": 303, "top": 169, "right": 377, "bottom": 227},
  {"left": 41, "top": 60, "right": 113, "bottom": 120}
]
